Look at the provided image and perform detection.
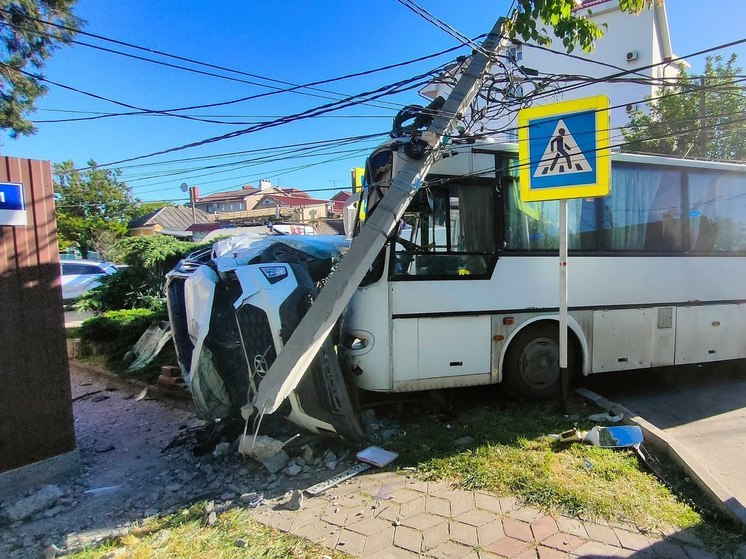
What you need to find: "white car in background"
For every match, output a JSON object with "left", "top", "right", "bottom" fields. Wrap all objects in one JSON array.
[{"left": 60, "top": 260, "right": 119, "bottom": 301}]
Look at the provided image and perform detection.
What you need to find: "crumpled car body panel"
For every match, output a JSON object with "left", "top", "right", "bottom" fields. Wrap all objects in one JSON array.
[{"left": 165, "top": 234, "right": 364, "bottom": 442}]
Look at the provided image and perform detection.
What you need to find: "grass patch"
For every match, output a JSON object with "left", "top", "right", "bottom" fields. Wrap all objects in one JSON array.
[
  {"left": 384, "top": 391, "right": 744, "bottom": 555},
  {"left": 64, "top": 503, "right": 351, "bottom": 559}
]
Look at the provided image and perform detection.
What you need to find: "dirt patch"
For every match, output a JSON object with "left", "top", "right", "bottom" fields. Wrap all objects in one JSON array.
[{"left": 0, "top": 362, "right": 372, "bottom": 559}]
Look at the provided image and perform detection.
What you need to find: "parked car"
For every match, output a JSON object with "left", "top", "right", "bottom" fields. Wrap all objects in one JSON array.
[{"left": 60, "top": 260, "right": 119, "bottom": 301}]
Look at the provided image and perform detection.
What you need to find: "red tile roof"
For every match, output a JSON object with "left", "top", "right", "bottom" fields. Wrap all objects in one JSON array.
[
  {"left": 259, "top": 194, "right": 329, "bottom": 207},
  {"left": 331, "top": 191, "right": 352, "bottom": 201},
  {"left": 280, "top": 188, "right": 312, "bottom": 198},
  {"left": 198, "top": 188, "right": 258, "bottom": 201}
]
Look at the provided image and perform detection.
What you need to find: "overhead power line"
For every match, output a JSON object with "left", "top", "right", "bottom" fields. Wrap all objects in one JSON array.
[
  {"left": 528, "top": 37, "right": 746, "bottom": 103},
  {"left": 81, "top": 62, "right": 451, "bottom": 170},
  {"left": 0, "top": 11, "right": 477, "bottom": 119},
  {"left": 57, "top": 113, "right": 746, "bottom": 210},
  {"left": 35, "top": 108, "right": 393, "bottom": 124},
  {"left": 396, "top": 0, "right": 491, "bottom": 56}
]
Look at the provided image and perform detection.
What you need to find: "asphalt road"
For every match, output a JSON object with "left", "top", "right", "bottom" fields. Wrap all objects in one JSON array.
[
  {"left": 64, "top": 310, "right": 95, "bottom": 328},
  {"left": 581, "top": 360, "right": 746, "bottom": 508}
]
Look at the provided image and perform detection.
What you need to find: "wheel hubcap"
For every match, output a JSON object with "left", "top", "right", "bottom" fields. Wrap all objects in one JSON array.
[{"left": 518, "top": 337, "right": 560, "bottom": 389}]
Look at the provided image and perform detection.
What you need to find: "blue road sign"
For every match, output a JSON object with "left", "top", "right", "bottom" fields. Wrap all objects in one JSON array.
[
  {"left": 0, "top": 182, "right": 27, "bottom": 226},
  {"left": 518, "top": 96, "right": 610, "bottom": 202}
]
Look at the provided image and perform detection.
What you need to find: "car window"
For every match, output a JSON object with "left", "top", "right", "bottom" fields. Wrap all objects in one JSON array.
[{"left": 62, "top": 263, "right": 105, "bottom": 276}]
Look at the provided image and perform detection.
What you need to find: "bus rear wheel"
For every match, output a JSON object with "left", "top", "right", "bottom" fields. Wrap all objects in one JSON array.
[{"left": 503, "top": 323, "right": 575, "bottom": 401}]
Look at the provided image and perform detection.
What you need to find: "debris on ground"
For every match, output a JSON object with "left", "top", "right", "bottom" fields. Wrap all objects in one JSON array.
[
  {"left": 454, "top": 435, "right": 474, "bottom": 446},
  {"left": 306, "top": 446, "right": 399, "bottom": 496},
  {"left": 275, "top": 489, "right": 304, "bottom": 511},
  {"left": 124, "top": 321, "right": 172, "bottom": 372},
  {"left": 3, "top": 485, "right": 64, "bottom": 522},
  {"left": 588, "top": 411, "right": 624, "bottom": 423},
  {"left": 239, "top": 434, "right": 291, "bottom": 473},
  {"left": 0, "top": 363, "right": 368, "bottom": 559},
  {"left": 548, "top": 425, "right": 644, "bottom": 448},
  {"left": 584, "top": 425, "right": 643, "bottom": 448}
]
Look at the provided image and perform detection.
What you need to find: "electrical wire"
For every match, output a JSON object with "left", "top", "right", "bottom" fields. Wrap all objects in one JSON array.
[
  {"left": 396, "top": 0, "right": 491, "bottom": 57},
  {"left": 55, "top": 93, "right": 746, "bottom": 208},
  {"left": 0, "top": 13, "right": 479, "bottom": 119},
  {"left": 79, "top": 62, "right": 453, "bottom": 170},
  {"left": 46, "top": 22, "right": 746, "bottom": 203},
  {"left": 527, "top": 38, "right": 746, "bottom": 104},
  {"left": 56, "top": 113, "right": 746, "bottom": 210},
  {"left": 128, "top": 141, "right": 382, "bottom": 193}
]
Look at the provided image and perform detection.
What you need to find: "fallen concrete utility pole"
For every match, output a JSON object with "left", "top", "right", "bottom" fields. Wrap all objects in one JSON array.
[{"left": 252, "top": 17, "right": 508, "bottom": 415}]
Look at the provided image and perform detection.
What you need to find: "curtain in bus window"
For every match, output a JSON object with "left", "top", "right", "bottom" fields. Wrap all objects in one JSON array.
[
  {"left": 457, "top": 185, "right": 494, "bottom": 252},
  {"left": 503, "top": 182, "right": 589, "bottom": 251},
  {"left": 688, "top": 171, "right": 746, "bottom": 252},
  {"left": 603, "top": 166, "right": 682, "bottom": 251}
]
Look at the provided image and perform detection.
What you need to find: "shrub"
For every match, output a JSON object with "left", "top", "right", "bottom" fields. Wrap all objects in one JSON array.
[
  {"left": 79, "top": 308, "right": 167, "bottom": 363},
  {"left": 78, "top": 235, "right": 207, "bottom": 312}
]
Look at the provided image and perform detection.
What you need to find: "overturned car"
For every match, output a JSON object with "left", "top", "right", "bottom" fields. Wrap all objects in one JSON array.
[{"left": 166, "top": 233, "right": 364, "bottom": 442}]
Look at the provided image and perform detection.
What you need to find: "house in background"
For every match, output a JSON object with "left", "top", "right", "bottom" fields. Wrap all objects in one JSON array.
[
  {"left": 194, "top": 184, "right": 258, "bottom": 215},
  {"left": 329, "top": 191, "right": 352, "bottom": 217},
  {"left": 421, "top": 0, "right": 682, "bottom": 143},
  {"left": 195, "top": 179, "right": 330, "bottom": 224},
  {"left": 252, "top": 191, "right": 329, "bottom": 221},
  {"left": 128, "top": 205, "right": 218, "bottom": 240}
]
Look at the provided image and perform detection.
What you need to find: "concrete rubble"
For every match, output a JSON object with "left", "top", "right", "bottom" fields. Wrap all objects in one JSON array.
[
  {"left": 3, "top": 485, "right": 64, "bottom": 522},
  {"left": 0, "top": 363, "right": 381, "bottom": 559}
]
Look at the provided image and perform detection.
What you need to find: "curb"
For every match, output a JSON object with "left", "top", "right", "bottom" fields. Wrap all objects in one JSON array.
[
  {"left": 576, "top": 387, "right": 746, "bottom": 526},
  {"left": 70, "top": 360, "right": 193, "bottom": 409}
]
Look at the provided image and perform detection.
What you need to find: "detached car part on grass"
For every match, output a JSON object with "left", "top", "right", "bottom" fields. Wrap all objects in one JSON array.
[{"left": 165, "top": 234, "right": 364, "bottom": 442}]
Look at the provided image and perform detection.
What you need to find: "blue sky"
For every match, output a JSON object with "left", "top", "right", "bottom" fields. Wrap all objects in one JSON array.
[{"left": 1, "top": 0, "right": 744, "bottom": 204}]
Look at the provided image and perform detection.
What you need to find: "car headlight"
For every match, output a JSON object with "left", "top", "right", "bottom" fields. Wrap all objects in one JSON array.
[{"left": 259, "top": 265, "right": 288, "bottom": 284}]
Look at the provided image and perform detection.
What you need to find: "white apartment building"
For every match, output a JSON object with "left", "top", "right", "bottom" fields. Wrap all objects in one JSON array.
[{"left": 421, "top": 0, "right": 684, "bottom": 144}]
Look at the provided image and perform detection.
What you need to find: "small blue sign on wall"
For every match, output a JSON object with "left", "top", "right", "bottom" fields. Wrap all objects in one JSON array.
[{"left": 0, "top": 182, "right": 27, "bottom": 226}]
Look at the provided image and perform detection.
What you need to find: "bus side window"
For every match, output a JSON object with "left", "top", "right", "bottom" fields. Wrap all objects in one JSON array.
[{"left": 688, "top": 170, "right": 746, "bottom": 252}]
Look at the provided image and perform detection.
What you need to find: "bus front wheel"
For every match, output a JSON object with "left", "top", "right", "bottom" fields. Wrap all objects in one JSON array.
[{"left": 503, "top": 323, "right": 575, "bottom": 401}]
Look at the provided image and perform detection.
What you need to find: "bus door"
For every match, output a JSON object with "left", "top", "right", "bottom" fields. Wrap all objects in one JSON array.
[{"left": 388, "top": 179, "right": 501, "bottom": 387}]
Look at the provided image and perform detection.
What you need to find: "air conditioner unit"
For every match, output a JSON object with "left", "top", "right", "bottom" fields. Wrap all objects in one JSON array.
[{"left": 626, "top": 51, "right": 639, "bottom": 62}]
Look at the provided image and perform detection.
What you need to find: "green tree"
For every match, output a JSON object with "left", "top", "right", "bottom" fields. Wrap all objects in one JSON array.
[
  {"left": 622, "top": 55, "right": 746, "bottom": 160},
  {"left": 509, "top": 0, "right": 648, "bottom": 53},
  {"left": 0, "top": 0, "right": 81, "bottom": 136},
  {"left": 54, "top": 160, "right": 136, "bottom": 258},
  {"left": 78, "top": 235, "right": 205, "bottom": 312}
]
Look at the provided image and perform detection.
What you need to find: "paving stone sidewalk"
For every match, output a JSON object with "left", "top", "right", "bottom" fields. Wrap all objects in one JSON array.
[{"left": 250, "top": 470, "right": 715, "bottom": 559}]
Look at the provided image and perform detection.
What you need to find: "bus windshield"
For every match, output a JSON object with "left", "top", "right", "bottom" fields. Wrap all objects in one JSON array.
[{"left": 392, "top": 180, "right": 498, "bottom": 279}]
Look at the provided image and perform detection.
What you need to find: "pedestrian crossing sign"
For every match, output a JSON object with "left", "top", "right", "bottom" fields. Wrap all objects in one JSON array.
[{"left": 518, "top": 95, "right": 610, "bottom": 202}]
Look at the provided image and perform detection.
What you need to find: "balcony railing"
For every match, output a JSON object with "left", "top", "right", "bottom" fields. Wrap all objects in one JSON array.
[{"left": 209, "top": 207, "right": 294, "bottom": 222}]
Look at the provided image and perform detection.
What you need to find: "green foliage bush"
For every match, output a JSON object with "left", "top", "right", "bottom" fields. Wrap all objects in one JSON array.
[
  {"left": 78, "top": 235, "right": 207, "bottom": 312},
  {"left": 80, "top": 308, "right": 163, "bottom": 343},
  {"left": 79, "top": 308, "right": 167, "bottom": 364}
]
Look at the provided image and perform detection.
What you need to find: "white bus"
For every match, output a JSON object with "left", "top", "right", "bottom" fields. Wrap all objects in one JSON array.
[{"left": 338, "top": 141, "right": 746, "bottom": 400}]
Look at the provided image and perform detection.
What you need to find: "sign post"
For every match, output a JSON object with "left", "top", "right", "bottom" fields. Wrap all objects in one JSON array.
[{"left": 517, "top": 95, "right": 611, "bottom": 408}]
